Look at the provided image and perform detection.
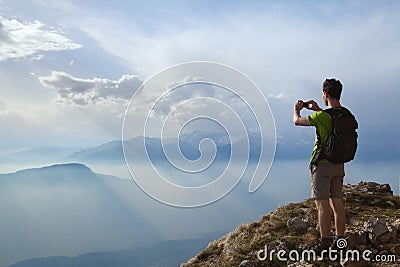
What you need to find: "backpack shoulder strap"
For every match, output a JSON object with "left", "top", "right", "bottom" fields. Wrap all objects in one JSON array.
[
  {"left": 310, "top": 109, "right": 333, "bottom": 167},
  {"left": 310, "top": 108, "right": 341, "bottom": 167},
  {"left": 324, "top": 107, "right": 348, "bottom": 119}
]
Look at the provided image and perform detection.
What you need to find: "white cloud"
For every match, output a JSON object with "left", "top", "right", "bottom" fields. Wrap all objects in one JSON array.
[
  {"left": 126, "top": 81, "right": 263, "bottom": 138},
  {"left": 31, "top": 54, "right": 45, "bottom": 61},
  {"left": 38, "top": 71, "right": 143, "bottom": 106},
  {"left": 73, "top": 2, "right": 400, "bottom": 100},
  {"left": 166, "top": 75, "right": 205, "bottom": 90},
  {"left": 268, "top": 93, "right": 291, "bottom": 100},
  {"left": 0, "top": 16, "right": 81, "bottom": 61}
]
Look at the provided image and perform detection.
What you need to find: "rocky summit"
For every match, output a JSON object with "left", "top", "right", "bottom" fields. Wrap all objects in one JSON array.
[{"left": 182, "top": 182, "right": 400, "bottom": 267}]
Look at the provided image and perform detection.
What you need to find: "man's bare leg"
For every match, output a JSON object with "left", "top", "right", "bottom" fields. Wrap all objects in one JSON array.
[
  {"left": 315, "top": 199, "right": 332, "bottom": 238},
  {"left": 329, "top": 197, "right": 346, "bottom": 237}
]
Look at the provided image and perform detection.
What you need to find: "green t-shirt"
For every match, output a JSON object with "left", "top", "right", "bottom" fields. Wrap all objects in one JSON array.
[{"left": 308, "top": 111, "right": 332, "bottom": 163}]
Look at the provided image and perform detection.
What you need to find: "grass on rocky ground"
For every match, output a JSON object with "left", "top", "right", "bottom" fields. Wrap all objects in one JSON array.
[{"left": 187, "top": 190, "right": 400, "bottom": 267}]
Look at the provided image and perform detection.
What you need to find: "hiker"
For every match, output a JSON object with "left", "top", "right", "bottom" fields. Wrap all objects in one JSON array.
[{"left": 293, "top": 78, "right": 358, "bottom": 254}]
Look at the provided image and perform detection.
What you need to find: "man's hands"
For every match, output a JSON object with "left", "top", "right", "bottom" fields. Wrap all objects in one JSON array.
[
  {"left": 293, "top": 99, "right": 319, "bottom": 126},
  {"left": 294, "top": 100, "right": 304, "bottom": 111},
  {"left": 295, "top": 100, "right": 322, "bottom": 112},
  {"left": 306, "top": 100, "right": 322, "bottom": 111}
]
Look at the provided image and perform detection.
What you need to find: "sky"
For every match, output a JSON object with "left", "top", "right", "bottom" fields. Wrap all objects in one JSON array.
[
  {"left": 0, "top": 0, "right": 400, "bottom": 161},
  {"left": 0, "top": 1, "right": 399, "bottom": 264}
]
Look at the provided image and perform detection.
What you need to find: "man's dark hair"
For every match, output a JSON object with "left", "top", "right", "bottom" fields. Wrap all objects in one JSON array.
[{"left": 323, "top": 78, "right": 342, "bottom": 100}]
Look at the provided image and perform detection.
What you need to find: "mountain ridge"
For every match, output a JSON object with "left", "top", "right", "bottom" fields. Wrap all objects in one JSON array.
[
  {"left": 60, "top": 132, "right": 270, "bottom": 165},
  {"left": 182, "top": 182, "right": 400, "bottom": 267},
  {"left": 0, "top": 162, "right": 160, "bottom": 267},
  {"left": 14, "top": 163, "right": 92, "bottom": 174}
]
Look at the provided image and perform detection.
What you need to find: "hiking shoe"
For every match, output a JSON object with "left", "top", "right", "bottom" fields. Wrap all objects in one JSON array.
[{"left": 310, "top": 237, "right": 333, "bottom": 257}]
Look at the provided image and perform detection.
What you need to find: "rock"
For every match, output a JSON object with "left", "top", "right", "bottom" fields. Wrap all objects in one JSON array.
[
  {"left": 364, "top": 218, "right": 391, "bottom": 244},
  {"left": 396, "top": 199, "right": 400, "bottom": 208},
  {"left": 238, "top": 260, "right": 253, "bottom": 267},
  {"left": 354, "top": 182, "right": 393, "bottom": 196},
  {"left": 287, "top": 217, "right": 308, "bottom": 234},
  {"left": 371, "top": 198, "right": 381, "bottom": 205},
  {"left": 364, "top": 218, "right": 389, "bottom": 236},
  {"left": 393, "top": 219, "right": 400, "bottom": 231},
  {"left": 345, "top": 231, "right": 368, "bottom": 247},
  {"left": 374, "top": 231, "right": 392, "bottom": 244},
  {"left": 300, "top": 208, "right": 311, "bottom": 213},
  {"left": 385, "top": 200, "right": 396, "bottom": 208}
]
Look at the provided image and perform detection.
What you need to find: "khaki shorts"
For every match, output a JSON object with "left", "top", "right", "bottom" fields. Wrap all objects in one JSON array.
[{"left": 310, "top": 162, "right": 345, "bottom": 200}]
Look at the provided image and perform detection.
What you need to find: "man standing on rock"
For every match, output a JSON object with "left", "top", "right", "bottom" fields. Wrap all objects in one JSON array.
[{"left": 293, "top": 78, "right": 357, "bottom": 253}]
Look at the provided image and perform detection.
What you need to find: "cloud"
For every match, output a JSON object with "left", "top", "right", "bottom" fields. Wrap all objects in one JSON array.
[
  {"left": 38, "top": 71, "right": 143, "bottom": 105},
  {"left": 0, "top": 98, "right": 130, "bottom": 151},
  {"left": 268, "top": 93, "right": 293, "bottom": 100},
  {"left": 126, "top": 80, "right": 265, "bottom": 139},
  {"left": 0, "top": 20, "right": 12, "bottom": 43},
  {"left": 0, "top": 16, "right": 81, "bottom": 61},
  {"left": 73, "top": 2, "right": 400, "bottom": 99},
  {"left": 31, "top": 54, "right": 45, "bottom": 61}
]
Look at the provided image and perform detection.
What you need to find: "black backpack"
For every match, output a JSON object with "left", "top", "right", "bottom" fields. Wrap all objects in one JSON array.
[{"left": 312, "top": 107, "right": 358, "bottom": 164}]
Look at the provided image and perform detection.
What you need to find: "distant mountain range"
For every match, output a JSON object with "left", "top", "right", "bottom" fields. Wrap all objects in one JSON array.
[
  {"left": 62, "top": 131, "right": 266, "bottom": 164},
  {"left": 60, "top": 131, "right": 321, "bottom": 166},
  {"left": 0, "top": 130, "right": 396, "bottom": 171},
  {"left": 63, "top": 140, "right": 125, "bottom": 163},
  {"left": 0, "top": 146, "right": 82, "bottom": 164}
]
